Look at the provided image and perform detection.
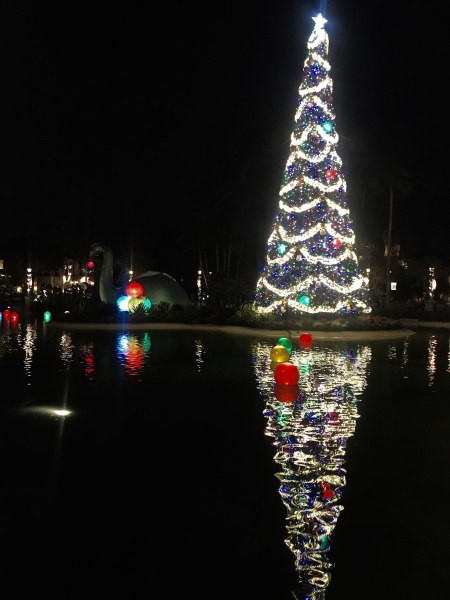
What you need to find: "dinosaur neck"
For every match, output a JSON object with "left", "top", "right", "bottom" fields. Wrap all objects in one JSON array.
[{"left": 90, "top": 242, "right": 121, "bottom": 303}]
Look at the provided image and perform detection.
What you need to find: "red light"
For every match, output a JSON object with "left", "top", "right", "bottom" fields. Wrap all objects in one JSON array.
[{"left": 126, "top": 281, "right": 144, "bottom": 298}]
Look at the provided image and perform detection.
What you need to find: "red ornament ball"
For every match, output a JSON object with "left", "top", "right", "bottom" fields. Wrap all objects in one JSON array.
[
  {"left": 274, "top": 383, "right": 299, "bottom": 403},
  {"left": 2, "top": 309, "right": 10, "bottom": 321},
  {"left": 274, "top": 361, "right": 300, "bottom": 386},
  {"left": 126, "top": 281, "right": 145, "bottom": 298},
  {"left": 331, "top": 238, "right": 342, "bottom": 249},
  {"left": 299, "top": 332, "right": 313, "bottom": 348},
  {"left": 325, "top": 169, "right": 336, "bottom": 180}
]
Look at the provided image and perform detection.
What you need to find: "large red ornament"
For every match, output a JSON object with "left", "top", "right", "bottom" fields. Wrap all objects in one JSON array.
[
  {"left": 299, "top": 332, "right": 313, "bottom": 348},
  {"left": 126, "top": 281, "right": 144, "bottom": 298},
  {"left": 325, "top": 169, "right": 336, "bottom": 180},
  {"left": 274, "top": 383, "right": 299, "bottom": 403},
  {"left": 274, "top": 361, "right": 300, "bottom": 386},
  {"left": 2, "top": 309, "right": 10, "bottom": 321}
]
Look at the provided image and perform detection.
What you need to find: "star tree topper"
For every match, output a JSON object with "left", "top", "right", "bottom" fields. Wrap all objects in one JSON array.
[{"left": 312, "top": 13, "right": 327, "bottom": 30}]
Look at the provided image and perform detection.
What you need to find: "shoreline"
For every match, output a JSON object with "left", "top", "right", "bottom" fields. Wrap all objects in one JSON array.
[{"left": 45, "top": 321, "right": 419, "bottom": 341}]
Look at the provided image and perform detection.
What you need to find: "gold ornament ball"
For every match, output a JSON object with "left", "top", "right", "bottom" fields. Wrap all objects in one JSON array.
[
  {"left": 270, "top": 344, "right": 290, "bottom": 363},
  {"left": 128, "top": 296, "right": 146, "bottom": 313}
]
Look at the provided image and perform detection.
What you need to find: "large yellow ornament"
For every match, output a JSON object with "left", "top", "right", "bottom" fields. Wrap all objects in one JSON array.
[
  {"left": 128, "top": 296, "right": 147, "bottom": 313},
  {"left": 270, "top": 344, "right": 290, "bottom": 363}
]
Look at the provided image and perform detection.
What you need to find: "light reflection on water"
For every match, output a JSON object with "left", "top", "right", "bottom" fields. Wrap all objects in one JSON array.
[
  {"left": 252, "top": 340, "right": 372, "bottom": 598},
  {"left": 1, "top": 319, "right": 450, "bottom": 598},
  {"left": 116, "top": 332, "right": 152, "bottom": 376}
]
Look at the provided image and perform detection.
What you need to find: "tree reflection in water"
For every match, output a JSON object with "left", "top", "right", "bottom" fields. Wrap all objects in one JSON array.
[{"left": 252, "top": 339, "right": 372, "bottom": 599}]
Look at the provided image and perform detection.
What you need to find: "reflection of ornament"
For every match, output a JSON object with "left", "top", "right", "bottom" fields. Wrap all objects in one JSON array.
[
  {"left": 274, "top": 361, "right": 300, "bottom": 386},
  {"left": 11, "top": 311, "right": 19, "bottom": 324},
  {"left": 274, "top": 383, "right": 299, "bottom": 403},
  {"left": 270, "top": 360, "right": 281, "bottom": 372},
  {"left": 270, "top": 344, "right": 290, "bottom": 363},
  {"left": 325, "top": 169, "right": 336, "bottom": 180},
  {"left": 328, "top": 411, "right": 339, "bottom": 424},
  {"left": 332, "top": 238, "right": 342, "bottom": 249}
]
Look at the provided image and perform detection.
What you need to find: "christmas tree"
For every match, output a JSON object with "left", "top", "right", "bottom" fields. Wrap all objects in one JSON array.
[{"left": 254, "top": 14, "right": 371, "bottom": 316}]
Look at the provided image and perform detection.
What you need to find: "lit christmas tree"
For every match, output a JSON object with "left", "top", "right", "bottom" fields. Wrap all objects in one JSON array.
[{"left": 254, "top": 14, "right": 371, "bottom": 316}]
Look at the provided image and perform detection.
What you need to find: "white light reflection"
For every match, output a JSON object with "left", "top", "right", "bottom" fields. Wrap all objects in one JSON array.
[
  {"left": 402, "top": 339, "right": 409, "bottom": 368},
  {"left": 427, "top": 335, "right": 437, "bottom": 387},
  {"left": 252, "top": 340, "right": 371, "bottom": 596},
  {"left": 194, "top": 339, "right": 205, "bottom": 373},
  {"left": 388, "top": 339, "right": 410, "bottom": 374},
  {"left": 23, "top": 324, "right": 37, "bottom": 383},
  {"left": 447, "top": 338, "right": 450, "bottom": 374},
  {"left": 387, "top": 344, "right": 397, "bottom": 361},
  {"left": 59, "top": 333, "right": 75, "bottom": 369}
]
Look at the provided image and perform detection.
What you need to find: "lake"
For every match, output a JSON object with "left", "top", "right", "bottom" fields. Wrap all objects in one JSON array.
[{"left": 0, "top": 308, "right": 448, "bottom": 599}]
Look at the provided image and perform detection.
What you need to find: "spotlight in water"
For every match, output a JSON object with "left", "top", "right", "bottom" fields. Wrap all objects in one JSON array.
[{"left": 54, "top": 409, "right": 71, "bottom": 417}]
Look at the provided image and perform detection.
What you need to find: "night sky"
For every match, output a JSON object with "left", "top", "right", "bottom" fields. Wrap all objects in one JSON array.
[{"left": 0, "top": 1, "right": 445, "bottom": 282}]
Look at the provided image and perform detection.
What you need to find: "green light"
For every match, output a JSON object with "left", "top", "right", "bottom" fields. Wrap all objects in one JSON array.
[
  {"left": 277, "top": 243, "right": 288, "bottom": 255},
  {"left": 299, "top": 295, "right": 310, "bottom": 306},
  {"left": 322, "top": 121, "right": 333, "bottom": 132},
  {"left": 320, "top": 535, "right": 329, "bottom": 550},
  {"left": 43, "top": 311, "right": 51, "bottom": 323}
]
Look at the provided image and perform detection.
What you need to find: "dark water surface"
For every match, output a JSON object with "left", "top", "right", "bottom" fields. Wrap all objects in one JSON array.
[{"left": 0, "top": 310, "right": 449, "bottom": 599}]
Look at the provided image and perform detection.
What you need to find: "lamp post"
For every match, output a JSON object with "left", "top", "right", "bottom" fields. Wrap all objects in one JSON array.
[{"left": 385, "top": 186, "right": 393, "bottom": 310}]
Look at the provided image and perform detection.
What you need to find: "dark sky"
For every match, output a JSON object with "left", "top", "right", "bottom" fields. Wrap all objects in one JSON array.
[{"left": 0, "top": 1, "right": 445, "bottom": 280}]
